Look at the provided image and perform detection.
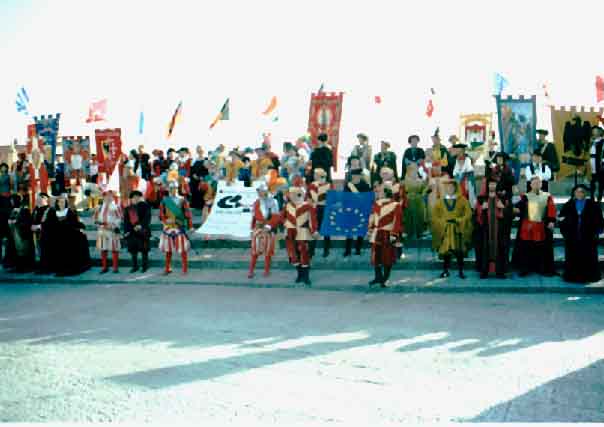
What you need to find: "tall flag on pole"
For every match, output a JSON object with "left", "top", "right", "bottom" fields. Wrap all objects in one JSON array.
[
  {"left": 167, "top": 101, "right": 183, "bottom": 139},
  {"left": 596, "top": 75, "right": 604, "bottom": 103},
  {"left": 138, "top": 111, "right": 144, "bottom": 135},
  {"left": 426, "top": 88, "right": 435, "bottom": 118},
  {"left": 85, "top": 99, "right": 107, "bottom": 123},
  {"left": 494, "top": 73, "right": 509, "bottom": 95},
  {"left": 318, "top": 83, "right": 324, "bottom": 93},
  {"left": 209, "top": 98, "right": 230, "bottom": 129},
  {"left": 16, "top": 87, "right": 30, "bottom": 116},
  {"left": 261, "top": 96, "right": 277, "bottom": 115}
]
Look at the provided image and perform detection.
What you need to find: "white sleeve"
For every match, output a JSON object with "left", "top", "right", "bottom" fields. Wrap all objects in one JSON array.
[
  {"left": 524, "top": 165, "right": 532, "bottom": 180},
  {"left": 543, "top": 165, "right": 552, "bottom": 181}
]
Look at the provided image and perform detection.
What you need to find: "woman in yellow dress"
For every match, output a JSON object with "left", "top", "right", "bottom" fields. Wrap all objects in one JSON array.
[{"left": 431, "top": 179, "right": 473, "bottom": 279}]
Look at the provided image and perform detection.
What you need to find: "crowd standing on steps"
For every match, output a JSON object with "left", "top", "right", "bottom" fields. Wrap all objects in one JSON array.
[{"left": 1, "top": 126, "right": 603, "bottom": 287}]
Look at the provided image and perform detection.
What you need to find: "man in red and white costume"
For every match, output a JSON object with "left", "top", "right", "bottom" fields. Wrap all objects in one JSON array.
[
  {"left": 94, "top": 188, "right": 123, "bottom": 273},
  {"left": 367, "top": 181, "right": 402, "bottom": 287},
  {"left": 159, "top": 181, "right": 193, "bottom": 275},
  {"left": 308, "top": 167, "right": 334, "bottom": 258},
  {"left": 283, "top": 177, "right": 318, "bottom": 285},
  {"left": 248, "top": 183, "right": 281, "bottom": 278}
]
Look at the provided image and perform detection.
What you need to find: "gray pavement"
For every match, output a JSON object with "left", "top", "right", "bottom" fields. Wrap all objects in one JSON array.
[{"left": 0, "top": 283, "right": 603, "bottom": 422}]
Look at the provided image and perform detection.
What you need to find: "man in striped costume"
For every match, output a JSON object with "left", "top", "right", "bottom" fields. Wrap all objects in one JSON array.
[
  {"left": 94, "top": 189, "right": 122, "bottom": 274},
  {"left": 368, "top": 182, "right": 402, "bottom": 287},
  {"left": 159, "top": 181, "right": 193, "bottom": 275},
  {"left": 283, "top": 177, "right": 318, "bottom": 285},
  {"left": 308, "top": 168, "right": 333, "bottom": 258},
  {"left": 248, "top": 183, "right": 281, "bottom": 278}
]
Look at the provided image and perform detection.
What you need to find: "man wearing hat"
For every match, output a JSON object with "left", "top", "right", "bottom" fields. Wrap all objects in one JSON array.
[
  {"left": 310, "top": 133, "right": 333, "bottom": 183},
  {"left": 159, "top": 181, "right": 193, "bottom": 275},
  {"left": 485, "top": 151, "right": 515, "bottom": 201},
  {"left": 452, "top": 142, "right": 476, "bottom": 206},
  {"left": 308, "top": 167, "right": 334, "bottom": 258},
  {"left": 371, "top": 140, "right": 397, "bottom": 185},
  {"left": 93, "top": 188, "right": 123, "bottom": 274},
  {"left": 225, "top": 149, "right": 244, "bottom": 185},
  {"left": 248, "top": 183, "right": 281, "bottom": 278},
  {"left": 367, "top": 181, "right": 402, "bottom": 287},
  {"left": 430, "top": 128, "right": 454, "bottom": 177},
  {"left": 343, "top": 167, "right": 372, "bottom": 257},
  {"left": 524, "top": 151, "right": 552, "bottom": 192},
  {"left": 535, "top": 129, "right": 559, "bottom": 178},
  {"left": 589, "top": 126, "right": 604, "bottom": 202},
  {"left": 283, "top": 176, "right": 318, "bottom": 285},
  {"left": 350, "top": 133, "right": 372, "bottom": 172},
  {"left": 401, "top": 135, "right": 425, "bottom": 179},
  {"left": 124, "top": 190, "right": 152, "bottom": 273}
]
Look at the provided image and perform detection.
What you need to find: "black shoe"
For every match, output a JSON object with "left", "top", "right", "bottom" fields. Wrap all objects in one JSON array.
[
  {"left": 519, "top": 271, "right": 529, "bottom": 277},
  {"left": 496, "top": 274, "right": 506, "bottom": 279},
  {"left": 343, "top": 251, "right": 351, "bottom": 257},
  {"left": 459, "top": 271, "right": 466, "bottom": 279},
  {"left": 302, "top": 267, "right": 312, "bottom": 286},
  {"left": 130, "top": 266, "right": 139, "bottom": 273},
  {"left": 112, "top": 269, "right": 119, "bottom": 274},
  {"left": 141, "top": 266, "right": 148, "bottom": 273},
  {"left": 355, "top": 250, "right": 362, "bottom": 256},
  {"left": 100, "top": 268, "right": 109, "bottom": 274},
  {"left": 380, "top": 283, "right": 387, "bottom": 288},
  {"left": 479, "top": 273, "right": 488, "bottom": 279},
  {"left": 440, "top": 270, "right": 450, "bottom": 278},
  {"left": 369, "top": 278, "right": 381, "bottom": 286},
  {"left": 294, "top": 265, "right": 302, "bottom": 283},
  {"left": 322, "top": 250, "right": 329, "bottom": 258}
]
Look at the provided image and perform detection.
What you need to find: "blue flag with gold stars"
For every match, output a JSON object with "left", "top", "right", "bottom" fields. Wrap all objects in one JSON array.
[{"left": 320, "top": 190, "right": 374, "bottom": 237}]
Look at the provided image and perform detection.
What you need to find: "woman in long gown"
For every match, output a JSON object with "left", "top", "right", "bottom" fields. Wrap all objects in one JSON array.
[
  {"left": 559, "top": 184, "right": 603, "bottom": 283},
  {"left": 54, "top": 194, "right": 92, "bottom": 276},
  {"left": 6, "top": 196, "right": 35, "bottom": 273},
  {"left": 402, "top": 163, "right": 428, "bottom": 239}
]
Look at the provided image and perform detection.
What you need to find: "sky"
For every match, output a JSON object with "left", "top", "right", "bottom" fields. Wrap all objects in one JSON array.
[{"left": 1, "top": 0, "right": 603, "bottom": 175}]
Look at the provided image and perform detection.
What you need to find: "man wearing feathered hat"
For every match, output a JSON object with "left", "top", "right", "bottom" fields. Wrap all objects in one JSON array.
[
  {"left": 283, "top": 176, "right": 318, "bottom": 285},
  {"left": 159, "top": 180, "right": 193, "bottom": 275},
  {"left": 367, "top": 180, "right": 402, "bottom": 287},
  {"left": 308, "top": 167, "right": 334, "bottom": 258},
  {"left": 248, "top": 182, "right": 281, "bottom": 279},
  {"left": 93, "top": 187, "right": 122, "bottom": 274},
  {"left": 124, "top": 190, "right": 152, "bottom": 273}
]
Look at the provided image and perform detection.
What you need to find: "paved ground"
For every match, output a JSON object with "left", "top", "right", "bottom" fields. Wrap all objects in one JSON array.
[{"left": 1, "top": 283, "right": 603, "bottom": 422}]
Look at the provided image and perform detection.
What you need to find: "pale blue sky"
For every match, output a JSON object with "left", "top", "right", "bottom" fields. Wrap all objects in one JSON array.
[{"left": 1, "top": 0, "right": 603, "bottom": 175}]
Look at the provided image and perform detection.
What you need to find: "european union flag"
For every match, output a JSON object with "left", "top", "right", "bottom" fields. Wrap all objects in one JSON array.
[{"left": 320, "top": 190, "right": 374, "bottom": 237}]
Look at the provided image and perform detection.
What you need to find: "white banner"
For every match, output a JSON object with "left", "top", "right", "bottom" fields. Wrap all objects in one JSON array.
[{"left": 195, "top": 180, "right": 263, "bottom": 240}]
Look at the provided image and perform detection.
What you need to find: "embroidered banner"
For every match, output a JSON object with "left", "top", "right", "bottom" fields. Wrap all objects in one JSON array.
[
  {"left": 63, "top": 136, "right": 91, "bottom": 180},
  {"left": 33, "top": 114, "right": 60, "bottom": 175},
  {"left": 307, "top": 91, "right": 344, "bottom": 171},
  {"left": 95, "top": 128, "right": 122, "bottom": 176},
  {"left": 320, "top": 190, "right": 374, "bottom": 237}
]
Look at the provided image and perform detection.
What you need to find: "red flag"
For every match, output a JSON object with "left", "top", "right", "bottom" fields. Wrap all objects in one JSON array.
[
  {"left": 596, "top": 76, "right": 604, "bottom": 103},
  {"left": 426, "top": 99, "right": 434, "bottom": 118},
  {"left": 374, "top": 96, "right": 382, "bottom": 104},
  {"left": 86, "top": 99, "right": 107, "bottom": 123}
]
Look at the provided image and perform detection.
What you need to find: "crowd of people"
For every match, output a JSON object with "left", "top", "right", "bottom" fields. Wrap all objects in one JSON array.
[{"left": 1, "top": 126, "right": 604, "bottom": 287}]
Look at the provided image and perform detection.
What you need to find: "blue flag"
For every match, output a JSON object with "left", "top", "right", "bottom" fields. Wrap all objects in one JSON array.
[
  {"left": 320, "top": 190, "right": 375, "bottom": 237},
  {"left": 494, "top": 73, "right": 509, "bottom": 95},
  {"left": 16, "top": 86, "right": 30, "bottom": 116},
  {"left": 138, "top": 111, "right": 144, "bottom": 135}
]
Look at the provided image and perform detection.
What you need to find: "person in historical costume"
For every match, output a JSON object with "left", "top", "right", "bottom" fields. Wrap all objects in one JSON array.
[
  {"left": 248, "top": 183, "right": 281, "bottom": 278},
  {"left": 401, "top": 135, "right": 426, "bottom": 179},
  {"left": 484, "top": 152, "right": 515, "bottom": 201},
  {"left": 431, "top": 179, "right": 473, "bottom": 279},
  {"left": 0, "top": 163, "right": 12, "bottom": 263},
  {"left": 54, "top": 193, "right": 91, "bottom": 276},
  {"left": 430, "top": 128, "right": 454, "bottom": 177},
  {"left": 124, "top": 190, "right": 152, "bottom": 273},
  {"left": 310, "top": 133, "right": 333, "bottom": 183},
  {"left": 32, "top": 193, "right": 58, "bottom": 274},
  {"left": 524, "top": 151, "right": 552, "bottom": 192},
  {"left": 137, "top": 145, "right": 151, "bottom": 181},
  {"left": 176, "top": 147, "right": 192, "bottom": 191},
  {"left": 367, "top": 182, "right": 402, "bottom": 287},
  {"left": 190, "top": 146, "right": 208, "bottom": 209},
  {"left": 14, "top": 156, "right": 31, "bottom": 208},
  {"left": 350, "top": 133, "right": 373, "bottom": 172},
  {"left": 559, "top": 184, "right": 604, "bottom": 283},
  {"left": 283, "top": 177, "right": 318, "bottom": 286},
  {"left": 51, "top": 153, "right": 66, "bottom": 197},
  {"left": 474, "top": 179, "right": 513, "bottom": 279},
  {"left": 6, "top": 196, "right": 35, "bottom": 273},
  {"left": 589, "top": 126, "right": 604, "bottom": 202},
  {"left": 378, "top": 166, "right": 407, "bottom": 258},
  {"left": 31, "top": 193, "right": 50, "bottom": 270},
  {"left": 512, "top": 176, "right": 557, "bottom": 277},
  {"left": 535, "top": 129, "right": 560, "bottom": 178},
  {"left": 159, "top": 181, "right": 193, "bottom": 275},
  {"left": 402, "top": 162, "right": 428, "bottom": 239},
  {"left": 94, "top": 189, "right": 123, "bottom": 274},
  {"left": 343, "top": 168, "right": 372, "bottom": 257},
  {"left": 452, "top": 143, "right": 477, "bottom": 208},
  {"left": 371, "top": 140, "right": 397, "bottom": 184},
  {"left": 426, "top": 157, "right": 450, "bottom": 228},
  {"left": 224, "top": 149, "right": 244, "bottom": 185},
  {"left": 308, "top": 168, "right": 334, "bottom": 258},
  {"left": 252, "top": 146, "right": 274, "bottom": 181},
  {"left": 199, "top": 161, "right": 219, "bottom": 225}
]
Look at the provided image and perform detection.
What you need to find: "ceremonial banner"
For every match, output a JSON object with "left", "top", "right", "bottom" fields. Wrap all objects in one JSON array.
[
  {"left": 307, "top": 91, "right": 344, "bottom": 171},
  {"left": 26, "top": 125, "right": 49, "bottom": 200},
  {"left": 320, "top": 190, "right": 374, "bottom": 238},
  {"left": 33, "top": 114, "right": 60, "bottom": 174},
  {"left": 495, "top": 95, "right": 537, "bottom": 162},
  {"left": 63, "top": 136, "right": 91, "bottom": 179},
  {"left": 95, "top": 128, "right": 122, "bottom": 176},
  {"left": 196, "top": 180, "right": 263, "bottom": 240},
  {"left": 551, "top": 105, "right": 604, "bottom": 179}
]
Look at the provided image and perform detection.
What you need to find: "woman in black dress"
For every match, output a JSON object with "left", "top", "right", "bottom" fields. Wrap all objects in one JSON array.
[
  {"left": 54, "top": 194, "right": 92, "bottom": 276},
  {"left": 559, "top": 184, "right": 603, "bottom": 283}
]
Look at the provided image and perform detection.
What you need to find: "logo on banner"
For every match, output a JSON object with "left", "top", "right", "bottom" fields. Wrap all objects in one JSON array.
[
  {"left": 33, "top": 114, "right": 61, "bottom": 173},
  {"left": 320, "top": 190, "right": 374, "bottom": 237},
  {"left": 95, "top": 128, "right": 122, "bottom": 176},
  {"left": 307, "top": 91, "right": 344, "bottom": 171}
]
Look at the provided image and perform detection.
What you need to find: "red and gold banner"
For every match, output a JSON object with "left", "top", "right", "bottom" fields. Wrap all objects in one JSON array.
[
  {"left": 95, "top": 128, "right": 122, "bottom": 176},
  {"left": 26, "top": 124, "right": 49, "bottom": 202},
  {"left": 307, "top": 91, "right": 344, "bottom": 171}
]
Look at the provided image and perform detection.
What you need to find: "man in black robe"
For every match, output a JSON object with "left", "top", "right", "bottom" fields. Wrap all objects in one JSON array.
[
  {"left": 137, "top": 145, "right": 151, "bottom": 180},
  {"left": 401, "top": 135, "right": 425, "bottom": 179},
  {"left": 31, "top": 193, "right": 52, "bottom": 273},
  {"left": 343, "top": 168, "right": 372, "bottom": 257},
  {"left": 559, "top": 184, "right": 603, "bottom": 283},
  {"left": 371, "top": 140, "right": 397, "bottom": 184},
  {"left": 310, "top": 133, "right": 333, "bottom": 182},
  {"left": 7, "top": 197, "right": 35, "bottom": 273},
  {"left": 535, "top": 129, "right": 560, "bottom": 178},
  {"left": 124, "top": 190, "right": 152, "bottom": 273},
  {"left": 190, "top": 146, "right": 208, "bottom": 209}
]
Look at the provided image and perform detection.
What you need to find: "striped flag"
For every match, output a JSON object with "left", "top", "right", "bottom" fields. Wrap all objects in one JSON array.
[
  {"left": 209, "top": 98, "right": 230, "bottom": 129},
  {"left": 16, "top": 86, "right": 30, "bottom": 116},
  {"left": 167, "top": 101, "right": 183, "bottom": 139}
]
